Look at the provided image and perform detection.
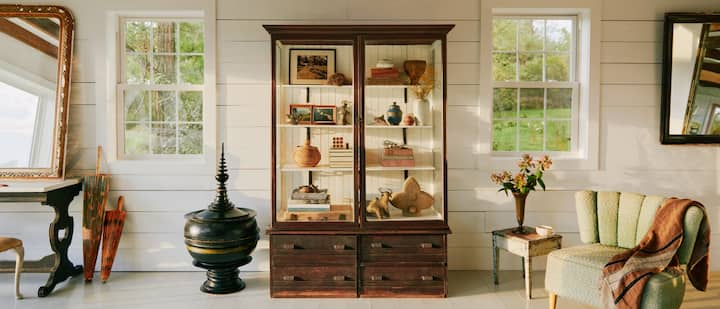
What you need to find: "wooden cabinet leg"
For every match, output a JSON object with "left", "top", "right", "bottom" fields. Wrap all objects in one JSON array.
[
  {"left": 549, "top": 292, "right": 558, "bottom": 309},
  {"left": 524, "top": 257, "right": 532, "bottom": 299}
]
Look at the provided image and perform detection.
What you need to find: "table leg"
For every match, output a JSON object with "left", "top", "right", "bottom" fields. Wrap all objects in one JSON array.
[
  {"left": 524, "top": 256, "right": 532, "bottom": 299},
  {"left": 492, "top": 235, "right": 499, "bottom": 285},
  {"left": 39, "top": 185, "right": 83, "bottom": 297},
  {"left": 521, "top": 257, "right": 525, "bottom": 278}
]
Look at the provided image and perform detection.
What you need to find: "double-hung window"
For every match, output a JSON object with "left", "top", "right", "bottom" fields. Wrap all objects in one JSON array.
[
  {"left": 119, "top": 18, "right": 205, "bottom": 158},
  {"left": 491, "top": 16, "right": 578, "bottom": 153}
]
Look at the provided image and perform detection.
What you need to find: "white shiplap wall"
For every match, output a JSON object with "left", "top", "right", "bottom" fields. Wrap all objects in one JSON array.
[{"left": 0, "top": 0, "right": 718, "bottom": 272}]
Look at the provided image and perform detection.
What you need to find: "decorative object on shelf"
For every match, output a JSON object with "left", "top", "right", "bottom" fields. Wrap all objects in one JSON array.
[
  {"left": 289, "top": 49, "right": 336, "bottom": 85},
  {"left": 289, "top": 104, "right": 312, "bottom": 124},
  {"left": 376, "top": 59, "right": 394, "bottom": 68},
  {"left": 284, "top": 204, "right": 352, "bottom": 221},
  {"left": 381, "top": 140, "right": 414, "bottom": 167},
  {"left": 367, "top": 58, "right": 405, "bottom": 85},
  {"left": 366, "top": 189, "right": 392, "bottom": 219},
  {"left": 332, "top": 137, "right": 345, "bottom": 149},
  {"left": 390, "top": 177, "right": 434, "bottom": 217},
  {"left": 184, "top": 144, "right": 260, "bottom": 294},
  {"left": 327, "top": 72, "right": 347, "bottom": 86},
  {"left": 410, "top": 67, "right": 434, "bottom": 126},
  {"left": 293, "top": 138, "right": 321, "bottom": 167},
  {"left": 404, "top": 60, "right": 427, "bottom": 85},
  {"left": 100, "top": 196, "right": 127, "bottom": 283},
  {"left": 285, "top": 113, "right": 299, "bottom": 125},
  {"left": 373, "top": 114, "right": 389, "bottom": 126},
  {"left": 386, "top": 102, "right": 403, "bottom": 125},
  {"left": 337, "top": 101, "right": 352, "bottom": 125},
  {"left": 329, "top": 138, "right": 353, "bottom": 168},
  {"left": 83, "top": 146, "right": 110, "bottom": 282},
  {"left": 312, "top": 105, "right": 337, "bottom": 124},
  {"left": 490, "top": 154, "right": 553, "bottom": 233},
  {"left": 403, "top": 113, "right": 416, "bottom": 126}
]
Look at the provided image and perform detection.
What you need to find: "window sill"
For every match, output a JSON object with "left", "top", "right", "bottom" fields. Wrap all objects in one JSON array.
[{"left": 487, "top": 152, "right": 598, "bottom": 170}]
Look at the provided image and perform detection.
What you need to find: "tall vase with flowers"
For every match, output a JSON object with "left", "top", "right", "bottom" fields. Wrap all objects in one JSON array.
[
  {"left": 490, "top": 154, "right": 552, "bottom": 233},
  {"left": 409, "top": 67, "right": 434, "bottom": 126}
]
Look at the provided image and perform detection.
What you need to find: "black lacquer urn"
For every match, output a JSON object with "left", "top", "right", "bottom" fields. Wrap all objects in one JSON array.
[{"left": 184, "top": 144, "right": 259, "bottom": 294}]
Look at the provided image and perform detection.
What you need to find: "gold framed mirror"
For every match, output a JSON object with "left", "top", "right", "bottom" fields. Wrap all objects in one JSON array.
[{"left": 0, "top": 5, "right": 74, "bottom": 178}]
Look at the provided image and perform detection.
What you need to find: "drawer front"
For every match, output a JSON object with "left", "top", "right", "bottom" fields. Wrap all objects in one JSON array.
[
  {"left": 360, "top": 235, "right": 445, "bottom": 263},
  {"left": 360, "top": 265, "right": 446, "bottom": 297},
  {"left": 271, "top": 266, "right": 357, "bottom": 297},
  {"left": 272, "top": 235, "right": 357, "bottom": 266}
]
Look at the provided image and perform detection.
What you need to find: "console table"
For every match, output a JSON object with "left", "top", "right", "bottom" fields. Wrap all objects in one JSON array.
[{"left": 0, "top": 179, "right": 83, "bottom": 297}]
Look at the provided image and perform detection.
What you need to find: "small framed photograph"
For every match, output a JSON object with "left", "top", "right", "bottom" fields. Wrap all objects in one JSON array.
[
  {"left": 312, "top": 105, "right": 337, "bottom": 124},
  {"left": 289, "top": 49, "right": 336, "bottom": 85},
  {"left": 289, "top": 104, "right": 313, "bottom": 124}
]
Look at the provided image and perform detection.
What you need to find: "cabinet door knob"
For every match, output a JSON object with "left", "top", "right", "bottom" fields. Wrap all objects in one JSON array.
[
  {"left": 420, "top": 242, "right": 434, "bottom": 249},
  {"left": 421, "top": 275, "right": 435, "bottom": 281},
  {"left": 333, "top": 244, "right": 347, "bottom": 250},
  {"left": 333, "top": 275, "right": 346, "bottom": 281},
  {"left": 370, "top": 275, "right": 384, "bottom": 281},
  {"left": 370, "top": 242, "right": 384, "bottom": 249},
  {"left": 282, "top": 275, "right": 296, "bottom": 281},
  {"left": 281, "top": 243, "right": 297, "bottom": 249}
]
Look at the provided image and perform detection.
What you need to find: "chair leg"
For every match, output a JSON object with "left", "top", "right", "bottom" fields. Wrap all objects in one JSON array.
[
  {"left": 14, "top": 246, "right": 23, "bottom": 299},
  {"left": 549, "top": 292, "right": 558, "bottom": 309}
]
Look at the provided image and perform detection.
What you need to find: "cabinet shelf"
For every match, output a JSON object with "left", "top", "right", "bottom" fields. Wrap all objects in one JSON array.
[
  {"left": 278, "top": 124, "right": 353, "bottom": 129},
  {"left": 278, "top": 84, "right": 353, "bottom": 89},
  {"left": 280, "top": 164, "right": 353, "bottom": 172},
  {"left": 365, "top": 207, "right": 443, "bottom": 222},
  {"left": 365, "top": 125, "right": 432, "bottom": 129},
  {"left": 365, "top": 85, "right": 411, "bottom": 89},
  {"left": 365, "top": 165, "right": 435, "bottom": 171}
]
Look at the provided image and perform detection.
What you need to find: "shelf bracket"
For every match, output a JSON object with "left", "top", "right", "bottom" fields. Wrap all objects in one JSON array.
[{"left": 305, "top": 87, "right": 310, "bottom": 103}]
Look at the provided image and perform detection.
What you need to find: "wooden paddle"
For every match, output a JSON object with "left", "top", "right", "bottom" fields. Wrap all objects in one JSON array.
[
  {"left": 82, "top": 146, "right": 110, "bottom": 281},
  {"left": 100, "top": 196, "right": 126, "bottom": 283}
]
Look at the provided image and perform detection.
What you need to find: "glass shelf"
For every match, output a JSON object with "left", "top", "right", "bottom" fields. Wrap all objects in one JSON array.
[
  {"left": 278, "top": 124, "right": 353, "bottom": 129},
  {"left": 280, "top": 164, "right": 353, "bottom": 172},
  {"left": 278, "top": 84, "right": 353, "bottom": 89},
  {"left": 365, "top": 125, "right": 432, "bottom": 129}
]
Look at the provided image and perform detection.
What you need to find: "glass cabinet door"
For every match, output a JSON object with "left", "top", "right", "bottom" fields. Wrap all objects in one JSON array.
[
  {"left": 362, "top": 39, "right": 446, "bottom": 222},
  {"left": 273, "top": 40, "right": 356, "bottom": 223}
]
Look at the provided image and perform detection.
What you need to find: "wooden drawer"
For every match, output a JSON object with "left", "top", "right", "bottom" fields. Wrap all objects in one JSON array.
[
  {"left": 360, "top": 265, "right": 446, "bottom": 297},
  {"left": 271, "top": 235, "right": 357, "bottom": 266},
  {"left": 360, "top": 235, "right": 445, "bottom": 263},
  {"left": 271, "top": 266, "right": 357, "bottom": 298}
]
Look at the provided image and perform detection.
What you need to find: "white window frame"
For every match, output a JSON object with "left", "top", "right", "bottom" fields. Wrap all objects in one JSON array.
[
  {"left": 117, "top": 17, "right": 206, "bottom": 160},
  {"left": 491, "top": 15, "right": 579, "bottom": 154},
  {"left": 479, "top": 0, "right": 600, "bottom": 170},
  {"left": 97, "top": 2, "right": 216, "bottom": 176}
]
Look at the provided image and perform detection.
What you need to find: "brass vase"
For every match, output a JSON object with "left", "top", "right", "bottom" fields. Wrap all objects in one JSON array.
[
  {"left": 512, "top": 192, "right": 528, "bottom": 234},
  {"left": 293, "top": 138, "right": 321, "bottom": 167},
  {"left": 403, "top": 60, "right": 427, "bottom": 85}
]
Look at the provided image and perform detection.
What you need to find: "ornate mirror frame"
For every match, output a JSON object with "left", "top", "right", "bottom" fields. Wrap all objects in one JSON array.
[
  {"left": 0, "top": 5, "right": 74, "bottom": 178},
  {"left": 661, "top": 13, "right": 720, "bottom": 144}
]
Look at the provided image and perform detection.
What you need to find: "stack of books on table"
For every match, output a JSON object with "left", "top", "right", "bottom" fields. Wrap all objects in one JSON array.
[
  {"left": 329, "top": 148, "right": 353, "bottom": 168},
  {"left": 366, "top": 67, "right": 405, "bottom": 85},
  {"left": 287, "top": 201, "right": 331, "bottom": 212},
  {"left": 380, "top": 147, "right": 415, "bottom": 167}
]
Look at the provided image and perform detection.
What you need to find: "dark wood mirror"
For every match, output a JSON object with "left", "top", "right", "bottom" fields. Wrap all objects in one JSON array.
[
  {"left": 661, "top": 13, "right": 720, "bottom": 144},
  {"left": 0, "top": 5, "right": 74, "bottom": 177}
]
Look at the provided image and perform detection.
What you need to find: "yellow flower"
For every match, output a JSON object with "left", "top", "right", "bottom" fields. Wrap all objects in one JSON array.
[{"left": 514, "top": 173, "right": 526, "bottom": 188}]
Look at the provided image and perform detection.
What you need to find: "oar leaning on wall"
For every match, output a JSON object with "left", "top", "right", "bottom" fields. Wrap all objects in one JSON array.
[{"left": 82, "top": 146, "right": 110, "bottom": 282}]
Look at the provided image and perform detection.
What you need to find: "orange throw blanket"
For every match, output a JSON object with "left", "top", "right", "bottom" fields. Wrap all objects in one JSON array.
[{"left": 600, "top": 198, "right": 710, "bottom": 309}]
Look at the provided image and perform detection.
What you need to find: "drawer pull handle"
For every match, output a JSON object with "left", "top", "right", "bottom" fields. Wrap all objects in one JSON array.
[
  {"left": 421, "top": 275, "right": 435, "bottom": 281},
  {"left": 282, "top": 243, "right": 298, "bottom": 249},
  {"left": 333, "top": 275, "right": 346, "bottom": 281},
  {"left": 420, "top": 243, "right": 434, "bottom": 249},
  {"left": 370, "top": 242, "right": 384, "bottom": 249},
  {"left": 370, "top": 275, "right": 384, "bottom": 281},
  {"left": 333, "top": 244, "right": 347, "bottom": 250},
  {"left": 282, "top": 275, "right": 296, "bottom": 281}
]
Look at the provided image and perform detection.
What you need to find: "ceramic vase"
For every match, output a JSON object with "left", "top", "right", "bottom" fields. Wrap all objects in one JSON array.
[
  {"left": 293, "top": 138, "right": 321, "bottom": 167},
  {"left": 386, "top": 102, "right": 403, "bottom": 125},
  {"left": 513, "top": 192, "right": 528, "bottom": 234},
  {"left": 413, "top": 98, "right": 430, "bottom": 126}
]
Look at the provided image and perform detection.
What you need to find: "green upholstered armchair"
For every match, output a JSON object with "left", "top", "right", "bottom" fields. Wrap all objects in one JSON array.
[{"left": 545, "top": 191, "right": 705, "bottom": 309}]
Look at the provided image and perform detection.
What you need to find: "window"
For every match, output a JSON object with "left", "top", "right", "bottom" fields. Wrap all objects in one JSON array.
[
  {"left": 491, "top": 16, "right": 577, "bottom": 153},
  {"left": 119, "top": 18, "right": 205, "bottom": 158}
]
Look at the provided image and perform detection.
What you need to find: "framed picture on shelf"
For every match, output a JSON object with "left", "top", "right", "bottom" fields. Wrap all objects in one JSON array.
[
  {"left": 289, "top": 49, "right": 336, "bottom": 85},
  {"left": 289, "top": 104, "right": 313, "bottom": 124},
  {"left": 312, "top": 105, "right": 336, "bottom": 124}
]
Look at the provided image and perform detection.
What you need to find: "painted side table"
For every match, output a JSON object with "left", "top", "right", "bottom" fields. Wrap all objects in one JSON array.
[{"left": 492, "top": 226, "right": 562, "bottom": 299}]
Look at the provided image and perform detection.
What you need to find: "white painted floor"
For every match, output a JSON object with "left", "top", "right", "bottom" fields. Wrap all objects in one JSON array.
[
  {"left": 2, "top": 270, "right": 718, "bottom": 309},
  {"left": 0, "top": 270, "right": 596, "bottom": 309}
]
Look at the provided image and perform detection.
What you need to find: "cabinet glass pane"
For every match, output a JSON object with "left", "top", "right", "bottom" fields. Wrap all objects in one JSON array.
[
  {"left": 273, "top": 41, "right": 355, "bottom": 223},
  {"left": 363, "top": 40, "right": 445, "bottom": 222}
]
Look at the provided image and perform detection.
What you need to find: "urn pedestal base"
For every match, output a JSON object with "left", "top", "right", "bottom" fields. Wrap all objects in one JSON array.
[{"left": 194, "top": 256, "right": 252, "bottom": 294}]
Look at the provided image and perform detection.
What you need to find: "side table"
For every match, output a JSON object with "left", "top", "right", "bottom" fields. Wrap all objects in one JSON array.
[{"left": 492, "top": 226, "right": 562, "bottom": 299}]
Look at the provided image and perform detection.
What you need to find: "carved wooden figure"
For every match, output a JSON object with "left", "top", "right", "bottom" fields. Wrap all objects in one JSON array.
[{"left": 390, "top": 177, "right": 434, "bottom": 216}]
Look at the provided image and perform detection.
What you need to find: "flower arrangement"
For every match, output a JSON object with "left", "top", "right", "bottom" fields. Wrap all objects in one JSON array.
[
  {"left": 409, "top": 67, "right": 434, "bottom": 100},
  {"left": 490, "top": 154, "right": 552, "bottom": 195}
]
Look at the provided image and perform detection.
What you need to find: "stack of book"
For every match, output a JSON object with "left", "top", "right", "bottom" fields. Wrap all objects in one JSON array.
[
  {"left": 380, "top": 147, "right": 415, "bottom": 167},
  {"left": 329, "top": 148, "right": 353, "bottom": 168},
  {"left": 367, "top": 67, "right": 405, "bottom": 85},
  {"left": 288, "top": 189, "right": 330, "bottom": 212}
]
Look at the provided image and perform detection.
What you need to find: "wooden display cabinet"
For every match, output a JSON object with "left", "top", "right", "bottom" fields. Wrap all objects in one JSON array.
[{"left": 264, "top": 25, "right": 453, "bottom": 298}]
